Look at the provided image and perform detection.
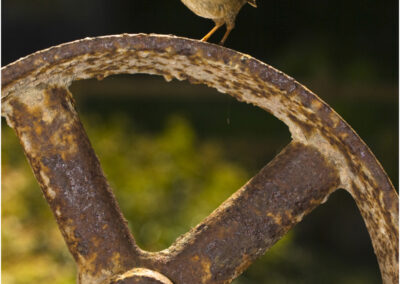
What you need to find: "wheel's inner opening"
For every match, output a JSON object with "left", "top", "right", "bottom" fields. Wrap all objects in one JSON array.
[
  {"left": 71, "top": 74, "right": 290, "bottom": 252},
  {"left": 2, "top": 73, "right": 382, "bottom": 283},
  {"left": 73, "top": 74, "right": 379, "bottom": 282}
]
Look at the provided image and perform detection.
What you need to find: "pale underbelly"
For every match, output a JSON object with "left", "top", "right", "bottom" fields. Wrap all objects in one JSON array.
[{"left": 181, "top": 0, "right": 227, "bottom": 20}]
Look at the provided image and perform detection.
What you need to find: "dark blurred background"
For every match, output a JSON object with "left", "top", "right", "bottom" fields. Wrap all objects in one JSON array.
[{"left": 2, "top": 0, "right": 398, "bottom": 283}]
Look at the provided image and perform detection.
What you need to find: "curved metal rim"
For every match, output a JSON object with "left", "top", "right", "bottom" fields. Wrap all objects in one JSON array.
[{"left": 0, "top": 34, "right": 393, "bottom": 191}]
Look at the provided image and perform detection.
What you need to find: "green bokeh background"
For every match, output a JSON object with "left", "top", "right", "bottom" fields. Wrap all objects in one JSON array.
[{"left": 2, "top": 0, "right": 398, "bottom": 283}]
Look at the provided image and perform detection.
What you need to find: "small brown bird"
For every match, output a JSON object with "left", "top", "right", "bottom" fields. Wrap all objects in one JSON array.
[{"left": 181, "top": 0, "right": 257, "bottom": 45}]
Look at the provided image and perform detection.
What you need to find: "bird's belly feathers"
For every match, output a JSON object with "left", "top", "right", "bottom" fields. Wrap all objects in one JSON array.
[{"left": 181, "top": 0, "right": 238, "bottom": 20}]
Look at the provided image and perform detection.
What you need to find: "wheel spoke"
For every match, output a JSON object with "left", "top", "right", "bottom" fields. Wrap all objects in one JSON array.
[
  {"left": 2, "top": 84, "right": 140, "bottom": 283},
  {"left": 139, "top": 142, "right": 339, "bottom": 283}
]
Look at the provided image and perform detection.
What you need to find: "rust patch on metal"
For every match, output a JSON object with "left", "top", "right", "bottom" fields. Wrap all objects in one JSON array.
[{"left": 2, "top": 34, "right": 398, "bottom": 283}]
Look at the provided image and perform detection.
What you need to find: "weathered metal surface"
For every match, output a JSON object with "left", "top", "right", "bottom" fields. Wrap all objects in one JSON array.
[
  {"left": 2, "top": 34, "right": 398, "bottom": 283},
  {"left": 2, "top": 85, "right": 141, "bottom": 283},
  {"left": 139, "top": 142, "right": 340, "bottom": 283},
  {"left": 109, "top": 268, "right": 173, "bottom": 284}
]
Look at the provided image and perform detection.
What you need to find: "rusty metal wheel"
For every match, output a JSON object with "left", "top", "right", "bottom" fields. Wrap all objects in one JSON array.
[{"left": 2, "top": 34, "right": 398, "bottom": 284}]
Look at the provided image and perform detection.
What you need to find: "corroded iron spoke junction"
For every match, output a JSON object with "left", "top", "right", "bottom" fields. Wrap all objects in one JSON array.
[
  {"left": 1, "top": 34, "right": 398, "bottom": 284},
  {"left": 140, "top": 142, "right": 340, "bottom": 283}
]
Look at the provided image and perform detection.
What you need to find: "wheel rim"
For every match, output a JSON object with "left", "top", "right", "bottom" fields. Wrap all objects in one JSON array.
[{"left": 2, "top": 34, "right": 398, "bottom": 284}]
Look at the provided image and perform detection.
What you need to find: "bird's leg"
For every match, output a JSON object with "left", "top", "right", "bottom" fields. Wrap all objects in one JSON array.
[
  {"left": 201, "top": 22, "right": 223, "bottom": 42},
  {"left": 219, "top": 24, "right": 234, "bottom": 45}
]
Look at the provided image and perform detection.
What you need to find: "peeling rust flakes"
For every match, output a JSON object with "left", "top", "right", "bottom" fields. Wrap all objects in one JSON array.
[{"left": 287, "top": 113, "right": 314, "bottom": 138}]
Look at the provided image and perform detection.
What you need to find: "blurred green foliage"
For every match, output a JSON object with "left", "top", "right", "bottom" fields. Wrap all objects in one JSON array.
[{"left": 82, "top": 114, "right": 249, "bottom": 251}]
